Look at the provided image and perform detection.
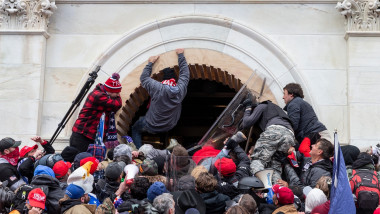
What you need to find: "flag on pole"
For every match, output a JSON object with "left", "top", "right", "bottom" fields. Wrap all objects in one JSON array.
[{"left": 329, "top": 132, "right": 356, "bottom": 214}]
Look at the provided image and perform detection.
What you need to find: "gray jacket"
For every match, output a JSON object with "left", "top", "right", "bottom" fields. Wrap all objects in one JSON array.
[
  {"left": 283, "top": 97, "right": 326, "bottom": 142},
  {"left": 141, "top": 53, "right": 190, "bottom": 133}
]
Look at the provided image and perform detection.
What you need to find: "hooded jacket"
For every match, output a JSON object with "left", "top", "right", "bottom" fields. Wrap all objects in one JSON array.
[
  {"left": 284, "top": 97, "right": 327, "bottom": 142},
  {"left": 199, "top": 190, "right": 230, "bottom": 214},
  {"left": 300, "top": 158, "right": 333, "bottom": 188},
  {"left": 30, "top": 174, "right": 65, "bottom": 214},
  {"left": 140, "top": 53, "right": 190, "bottom": 133}
]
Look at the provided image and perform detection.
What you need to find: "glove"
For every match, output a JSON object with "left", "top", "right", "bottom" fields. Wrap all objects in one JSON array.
[{"left": 242, "top": 99, "right": 253, "bottom": 108}]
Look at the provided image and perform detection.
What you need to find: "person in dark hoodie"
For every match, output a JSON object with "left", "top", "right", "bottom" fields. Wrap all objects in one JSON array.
[
  {"left": 131, "top": 48, "right": 190, "bottom": 149},
  {"left": 171, "top": 145, "right": 196, "bottom": 179},
  {"left": 30, "top": 165, "right": 65, "bottom": 214},
  {"left": 94, "top": 162, "right": 124, "bottom": 203},
  {"left": 341, "top": 145, "right": 360, "bottom": 179},
  {"left": 70, "top": 73, "right": 123, "bottom": 152},
  {"left": 195, "top": 172, "right": 230, "bottom": 214}
]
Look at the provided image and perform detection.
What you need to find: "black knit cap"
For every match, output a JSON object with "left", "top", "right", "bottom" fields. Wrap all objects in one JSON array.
[
  {"left": 61, "top": 146, "right": 80, "bottom": 163},
  {"left": 162, "top": 67, "right": 176, "bottom": 80}
]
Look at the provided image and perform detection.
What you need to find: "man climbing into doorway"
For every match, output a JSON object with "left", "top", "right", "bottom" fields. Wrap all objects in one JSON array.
[
  {"left": 132, "top": 48, "right": 190, "bottom": 149},
  {"left": 70, "top": 73, "right": 123, "bottom": 152}
]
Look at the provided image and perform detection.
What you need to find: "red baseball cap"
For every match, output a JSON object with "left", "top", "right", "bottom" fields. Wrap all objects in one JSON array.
[
  {"left": 53, "top": 160, "right": 72, "bottom": 179},
  {"left": 28, "top": 188, "right": 46, "bottom": 209},
  {"left": 272, "top": 184, "right": 294, "bottom": 205},
  {"left": 80, "top": 157, "right": 99, "bottom": 174},
  {"left": 20, "top": 144, "right": 38, "bottom": 158},
  {"left": 214, "top": 157, "right": 236, "bottom": 177}
]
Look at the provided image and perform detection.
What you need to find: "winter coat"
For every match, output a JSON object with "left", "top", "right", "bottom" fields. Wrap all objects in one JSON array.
[
  {"left": 174, "top": 158, "right": 197, "bottom": 178},
  {"left": 0, "top": 158, "right": 24, "bottom": 191},
  {"left": 0, "top": 184, "right": 15, "bottom": 213},
  {"left": 199, "top": 190, "right": 230, "bottom": 214},
  {"left": 94, "top": 178, "right": 120, "bottom": 203},
  {"left": 273, "top": 204, "right": 298, "bottom": 214},
  {"left": 300, "top": 158, "right": 333, "bottom": 188},
  {"left": 72, "top": 83, "right": 122, "bottom": 140},
  {"left": 141, "top": 53, "right": 190, "bottom": 133},
  {"left": 60, "top": 199, "right": 96, "bottom": 214},
  {"left": 284, "top": 97, "right": 327, "bottom": 142},
  {"left": 30, "top": 174, "right": 65, "bottom": 214}
]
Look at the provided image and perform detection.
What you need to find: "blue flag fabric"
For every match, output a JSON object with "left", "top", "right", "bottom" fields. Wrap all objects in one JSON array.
[{"left": 329, "top": 132, "right": 356, "bottom": 214}]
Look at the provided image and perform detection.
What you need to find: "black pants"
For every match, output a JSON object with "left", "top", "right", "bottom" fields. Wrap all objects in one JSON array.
[{"left": 69, "top": 132, "right": 93, "bottom": 152}]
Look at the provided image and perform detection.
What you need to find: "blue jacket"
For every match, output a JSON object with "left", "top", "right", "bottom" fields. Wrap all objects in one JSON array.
[{"left": 284, "top": 97, "right": 326, "bottom": 142}]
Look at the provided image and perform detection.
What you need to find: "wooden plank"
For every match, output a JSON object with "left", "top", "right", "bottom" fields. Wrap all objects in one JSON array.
[
  {"left": 203, "top": 64, "right": 212, "bottom": 80},
  {"left": 196, "top": 64, "right": 205, "bottom": 80},
  {"left": 217, "top": 68, "right": 227, "bottom": 86},
  {"left": 190, "top": 64, "right": 198, "bottom": 79},
  {"left": 226, "top": 73, "right": 233, "bottom": 89}
]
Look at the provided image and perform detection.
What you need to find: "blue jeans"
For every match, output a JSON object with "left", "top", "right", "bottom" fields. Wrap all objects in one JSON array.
[{"left": 131, "top": 116, "right": 147, "bottom": 149}]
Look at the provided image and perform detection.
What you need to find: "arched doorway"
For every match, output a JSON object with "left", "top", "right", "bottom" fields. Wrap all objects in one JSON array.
[{"left": 116, "top": 63, "right": 267, "bottom": 149}]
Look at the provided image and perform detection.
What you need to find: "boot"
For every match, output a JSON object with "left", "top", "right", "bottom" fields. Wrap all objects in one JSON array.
[
  {"left": 166, "top": 138, "right": 179, "bottom": 150},
  {"left": 231, "top": 131, "right": 247, "bottom": 143}
]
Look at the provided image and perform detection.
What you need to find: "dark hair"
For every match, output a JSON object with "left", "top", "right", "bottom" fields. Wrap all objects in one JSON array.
[
  {"left": 317, "top": 139, "right": 334, "bottom": 160},
  {"left": 283, "top": 83, "right": 304, "bottom": 98},
  {"left": 130, "top": 177, "right": 150, "bottom": 200},
  {"left": 238, "top": 194, "right": 257, "bottom": 214},
  {"left": 195, "top": 172, "right": 217, "bottom": 193},
  {"left": 162, "top": 67, "right": 176, "bottom": 81},
  {"left": 107, "top": 148, "right": 114, "bottom": 160}
]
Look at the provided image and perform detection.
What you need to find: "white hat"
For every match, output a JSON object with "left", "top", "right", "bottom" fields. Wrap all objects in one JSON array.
[
  {"left": 305, "top": 188, "right": 327, "bottom": 213},
  {"left": 67, "top": 161, "right": 94, "bottom": 194}
]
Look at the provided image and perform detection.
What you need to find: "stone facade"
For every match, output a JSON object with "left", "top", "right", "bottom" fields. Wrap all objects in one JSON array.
[{"left": 0, "top": 0, "right": 379, "bottom": 149}]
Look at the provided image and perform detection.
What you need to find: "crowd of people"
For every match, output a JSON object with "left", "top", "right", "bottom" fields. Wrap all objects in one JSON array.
[{"left": 1, "top": 48, "right": 379, "bottom": 214}]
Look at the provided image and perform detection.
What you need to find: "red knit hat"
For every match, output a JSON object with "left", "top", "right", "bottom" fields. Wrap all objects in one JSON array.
[
  {"left": 28, "top": 188, "right": 46, "bottom": 209},
  {"left": 104, "top": 73, "right": 122, "bottom": 93},
  {"left": 53, "top": 160, "right": 72, "bottom": 179},
  {"left": 20, "top": 144, "right": 38, "bottom": 157},
  {"left": 272, "top": 184, "right": 294, "bottom": 205},
  {"left": 214, "top": 157, "right": 236, "bottom": 177},
  {"left": 80, "top": 157, "right": 99, "bottom": 174}
]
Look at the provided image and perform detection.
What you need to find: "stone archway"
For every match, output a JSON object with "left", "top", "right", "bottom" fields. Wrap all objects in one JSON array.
[{"left": 116, "top": 60, "right": 275, "bottom": 145}]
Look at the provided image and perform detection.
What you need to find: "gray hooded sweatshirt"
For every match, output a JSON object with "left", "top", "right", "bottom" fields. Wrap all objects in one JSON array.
[{"left": 141, "top": 53, "right": 190, "bottom": 133}]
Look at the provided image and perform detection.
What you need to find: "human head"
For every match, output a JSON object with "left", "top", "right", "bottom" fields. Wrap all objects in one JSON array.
[
  {"left": 162, "top": 67, "right": 177, "bottom": 81},
  {"left": 147, "top": 182, "right": 168, "bottom": 202},
  {"left": 214, "top": 157, "right": 236, "bottom": 177},
  {"left": 61, "top": 146, "right": 80, "bottom": 163},
  {"left": 104, "top": 73, "right": 122, "bottom": 97},
  {"left": 153, "top": 193, "right": 175, "bottom": 214},
  {"left": 283, "top": 83, "right": 304, "bottom": 99},
  {"left": 139, "top": 159, "right": 158, "bottom": 176},
  {"left": 305, "top": 188, "right": 327, "bottom": 213},
  {"left": 114, "top": 144, "right": 132, "bottom": 164},
  {"left": 225, "top": 205, "right": 249, "bottom": 214},
  {"left": 72, "top": 152, "right": 92, "bottom": 171},
  {"left": 190, "top": 165, "right": 208, "bottom": 180},
  {"left": 195, "top": 172, "right": 217, "bottom": 193},
  {"left": 67, "top": 161, "right": 94, "bottom": 194},
  {"left": 341, "top": 145, "right": 360, "bottom": 166},
  {"left": 27, "top": 188, "right": 46, "bottom": 210},
  {"left": 172, "top": 189, "right": 205, "bottom": 214},
  {"left": 310, "top": 139, "right": 334, "bottom": 160},
  {"left": 315, "top": 176, "right": 332, "bottom": 199},
  {"left": 238, "top": 194, "right": 257, "bottom": 214},
  {"left": 0, "top": 137, "right": 21, "bottom": 155},
  {"left": 178, "top": 175, "right": 196, "bottom": 191},
  {"left": 34, "top": 165, "right": 55, "bottom": 177},
  {"left": 172, "top": 145, "right": 190, "bottom": 168},
  {"left": 20, "top": 144, "right": 39, "bottom": 158},
  {"left": 272, "top": 184, "right": 294, "bottom": 206},
  {"left": 53, "top": 160, "right": 72, "bottom": 180},
  {"left": 105, "top": 162, "right": 124, "bottom": 182},
  {"left": 130, "top": 177, "right": 150, "bottom": 200}
]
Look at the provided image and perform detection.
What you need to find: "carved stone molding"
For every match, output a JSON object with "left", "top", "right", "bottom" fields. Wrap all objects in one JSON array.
[
  {"left": 0, "top": 0, "right": 57, "bottom": 31},
  {"left": 336, "top": 0, "right": 380, "bottom": 31}
]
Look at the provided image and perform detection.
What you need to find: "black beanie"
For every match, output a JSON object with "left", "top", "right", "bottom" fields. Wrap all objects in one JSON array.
[
  {"left": 162, "top": 67, "right": 176, "bottom": 80},
  {"left": 61, "top": 146, "right": 80, "bottom": 163},
  {"left": 341, "top": 145, "right": 360, "bottom": 166}
]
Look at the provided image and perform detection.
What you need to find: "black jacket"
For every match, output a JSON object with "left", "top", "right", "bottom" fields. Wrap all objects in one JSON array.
[
  {"left": 30, "top": 174, "right": 66, "bottom": 214},
  {"left": 199, "top": 190, "right": 230, "bottom": 214},
  {"left": 0, "top": 158, "right": 22, "bottom": 191},
  {"left": 94, "top": 178, "right": 120, "bottom": 203},
  {"left": 284, "top": 97, "right": 326, "bottom": 142}
]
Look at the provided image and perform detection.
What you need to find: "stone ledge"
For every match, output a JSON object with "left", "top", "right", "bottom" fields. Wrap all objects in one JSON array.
[
  {"left": 345, "top": 31, "right": 380, "bottom": 40},
  {"left": 55, "top": 0, "right": 338, "bottom": 4},
  {"left": 0, "top": 30, "right": 50, "bottom": 39}
]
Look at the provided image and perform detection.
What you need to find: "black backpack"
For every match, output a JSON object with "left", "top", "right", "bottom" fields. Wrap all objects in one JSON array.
[
  {"left": 351, "top": 169, "right": 380, "bottom": 212},
  {"left": 11, "top": 184, "right": 49, "bottom": 212}
]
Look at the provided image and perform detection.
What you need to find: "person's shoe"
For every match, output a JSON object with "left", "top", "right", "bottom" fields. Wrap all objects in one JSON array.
[
  {"left": 166, "top": 138, "right": 179, "bottom": 150},
  {"left": 231, "top": 131, "right": 247, "bottom": 143}
]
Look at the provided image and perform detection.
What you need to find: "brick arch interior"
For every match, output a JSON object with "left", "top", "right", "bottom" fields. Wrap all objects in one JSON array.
[{"left": 117, "top": 63, "right": 243, "bottom": 137}]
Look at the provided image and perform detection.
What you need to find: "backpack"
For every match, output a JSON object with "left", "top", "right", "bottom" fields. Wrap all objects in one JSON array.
[
  {"left": 11, "top": 184, "right": 49, "bottom": 212},
  {"left": 351, "top": 169, "right": 380, "bottom": 211}
]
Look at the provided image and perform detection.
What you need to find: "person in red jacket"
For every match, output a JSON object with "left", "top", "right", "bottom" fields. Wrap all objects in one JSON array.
[{"left": 70, "top": 73, "right": 123, "bottom": 152}]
